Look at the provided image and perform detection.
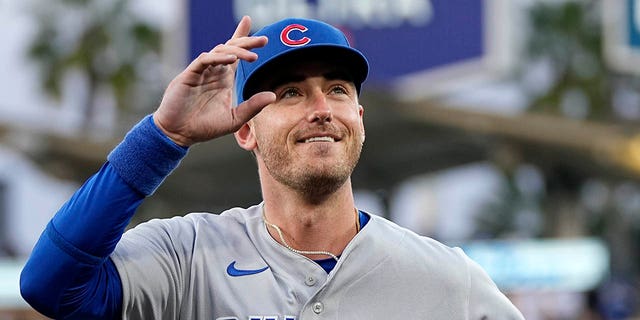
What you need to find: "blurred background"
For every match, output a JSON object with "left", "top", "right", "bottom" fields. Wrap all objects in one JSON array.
[{"left": 1, "top": 0, "right": 640, "bottom": 319}]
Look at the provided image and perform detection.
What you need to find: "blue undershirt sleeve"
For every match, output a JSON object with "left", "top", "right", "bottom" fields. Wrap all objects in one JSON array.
[{"left": 20, "top": 115, "right": 188, "bottom": 319}]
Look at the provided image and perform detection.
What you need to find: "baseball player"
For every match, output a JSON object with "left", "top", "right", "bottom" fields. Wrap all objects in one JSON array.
[{"left": 21, "top": 16, "right": 524, "bottom": 319}]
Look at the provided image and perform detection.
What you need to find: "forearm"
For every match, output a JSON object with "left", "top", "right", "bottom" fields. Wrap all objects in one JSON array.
[
  {"left": 21, "top": 163, "right": 143, "bottom": 319},
  {"left": 20, "top": 115, "right": 188, "bottom": 319},
  {"left": 54, "top": 115, "right": 188, "bottom": 254}
]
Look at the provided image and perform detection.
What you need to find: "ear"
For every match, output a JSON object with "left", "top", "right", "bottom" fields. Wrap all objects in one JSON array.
[
  {"left": 234, "top": 121, "right": 257, "bottom": 151},
  {"left": 358, "top": 104, "right": 366, "bottom": 142}
]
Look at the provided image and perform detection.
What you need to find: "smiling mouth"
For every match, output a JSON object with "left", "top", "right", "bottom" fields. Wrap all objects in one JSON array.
[{"left": 304, "top": 136, "right": 336, "bottom": 143}]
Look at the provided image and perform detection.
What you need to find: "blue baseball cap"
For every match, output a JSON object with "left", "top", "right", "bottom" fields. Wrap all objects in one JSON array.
[{"left": 235, "top": 18, "right": 369, "bottom": 105}]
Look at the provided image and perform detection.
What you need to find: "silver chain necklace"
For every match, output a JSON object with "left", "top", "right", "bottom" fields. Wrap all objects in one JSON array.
[{"left": 262, "top": 209, "right": 360, "bottom": 262}]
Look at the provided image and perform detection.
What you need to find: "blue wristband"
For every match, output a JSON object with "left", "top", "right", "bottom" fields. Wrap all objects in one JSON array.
[{"left": 108, "top": 115, "right": 188, "bottom": 196}]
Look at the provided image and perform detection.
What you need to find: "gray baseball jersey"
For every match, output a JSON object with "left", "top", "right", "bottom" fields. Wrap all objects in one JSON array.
[{"left": 111, "top": 204, "right": 524, "bottom": 320}]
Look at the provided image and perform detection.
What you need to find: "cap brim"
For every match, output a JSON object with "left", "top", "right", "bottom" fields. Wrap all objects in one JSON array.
[{"left": 242, "top": 45, "right": 368, "bottom": 101}]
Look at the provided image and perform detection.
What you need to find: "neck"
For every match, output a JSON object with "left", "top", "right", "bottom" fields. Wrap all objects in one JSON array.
[{"left": 261, "top": 177, "right": 359, "bottom": 260}]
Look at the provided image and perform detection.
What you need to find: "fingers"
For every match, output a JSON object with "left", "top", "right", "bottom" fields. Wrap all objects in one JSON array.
[
  {"left": 232, "top": 16, "right": 252, "bottom": 40},
  {"left": 187, "top": 16, "right": 268, "bottom": 75},
  {"left": 187, "top": 39, "right": 265, "bottom": 74},
  {"left": 225, "top": 15, "right": 268, "bottom": 56},
  {"left": 190, "top": 17, "right": 270, "bottom": 97},
  {"left": 186, "top": 52, "right": 238, "bottom": 74},
  {"left": 223, "top": 15, "right": 268, "bottom": 60},
  {"left": 234, "top": 91, "right": 276, "bottom": 123},
  {"left": 212, "top": 38, "right": 264, "bottom": 61}
]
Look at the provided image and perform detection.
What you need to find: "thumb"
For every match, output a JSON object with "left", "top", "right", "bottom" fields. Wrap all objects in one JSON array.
[{"left": 234, "top": 91, "right": 276, "bottom": 124}]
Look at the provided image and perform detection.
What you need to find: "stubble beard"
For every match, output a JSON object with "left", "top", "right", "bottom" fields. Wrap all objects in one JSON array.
[{"left": 257, "top": 133, "right": 363, "bottom": 202}]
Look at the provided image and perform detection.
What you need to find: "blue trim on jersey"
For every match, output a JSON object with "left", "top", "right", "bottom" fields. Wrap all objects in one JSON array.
[
  {"left": 315, "top": 257, "right": 338, "bottom": 274},
  {"left": 359, "top": 210, "right": 370, "bottom": 229}
]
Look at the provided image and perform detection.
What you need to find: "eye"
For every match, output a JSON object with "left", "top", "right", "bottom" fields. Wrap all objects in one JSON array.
[
  {"left": 279, "top": 87, "right": 302, "bottom": 99},
  {"left": 329, "top": 85, "right": 348, "bottom": 95}
]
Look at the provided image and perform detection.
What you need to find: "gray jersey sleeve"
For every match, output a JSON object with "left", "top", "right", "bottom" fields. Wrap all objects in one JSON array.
[
  {"left": 111, "top": 217, "right": 193, "bottom": 320},
  {"left": 462, "top": 249, "right": 525, "bottom": 320}
]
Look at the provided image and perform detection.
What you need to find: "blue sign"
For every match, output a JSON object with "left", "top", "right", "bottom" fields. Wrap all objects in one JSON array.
[
  {"left": 603, "top": 0, "right": 640, "bottom": 75},
  {"left": 463, "top": 238, "right": 609, "bottom": 291},
  {"left": 189, "top": 0, "right": 485, "bottom": 85},
  {"left": 630, "top": 0, "right": 640, "bottom": 48}
]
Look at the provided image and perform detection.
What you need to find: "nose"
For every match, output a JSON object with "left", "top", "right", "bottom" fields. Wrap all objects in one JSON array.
[{"left": 307, "top": 91, "right": 332, "bottom": 123}]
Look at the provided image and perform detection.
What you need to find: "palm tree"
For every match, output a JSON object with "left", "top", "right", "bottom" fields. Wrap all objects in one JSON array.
[{"left": 28, "top": 0, "right": 163, "bottom": 133}]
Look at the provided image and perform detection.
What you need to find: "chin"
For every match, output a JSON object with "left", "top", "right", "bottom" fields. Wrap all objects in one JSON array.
[{"left": 296, "top": 172, "right": 350, "bottom": 201}]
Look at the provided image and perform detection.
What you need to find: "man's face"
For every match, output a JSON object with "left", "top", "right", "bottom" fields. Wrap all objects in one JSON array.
[{"left": 249, "top": 61, "right": 365, "bottom": 197}]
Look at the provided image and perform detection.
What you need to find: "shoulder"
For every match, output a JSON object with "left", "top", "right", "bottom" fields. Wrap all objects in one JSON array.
[
  {"left": 365, "top": 215, "right": 523, "bottom": 318},
  {"left": 361, "top": 214, "right": 475, "bottom": 286},
  {"left": 365, "top": 214, "right": 467, "bottom": 263},
  {"left": 117, "top": 204, "right": 262, "bottom": 248},
  {"left": 134, "top": 204, "right": 259, "bottom": 228}
]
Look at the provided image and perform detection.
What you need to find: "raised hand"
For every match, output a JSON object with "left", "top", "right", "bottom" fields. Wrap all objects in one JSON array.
[{"left": 153, "top": 16, "right": 276, "bottom": 147}]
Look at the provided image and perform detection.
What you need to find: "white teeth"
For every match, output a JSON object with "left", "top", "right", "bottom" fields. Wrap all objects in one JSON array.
[{"left": 305, "top": 136, "right": 335, "bottom": 143}]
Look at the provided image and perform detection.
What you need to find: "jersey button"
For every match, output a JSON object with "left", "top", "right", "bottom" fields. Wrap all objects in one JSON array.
[
  {"left": 305, "top": 275, "right": 316, "bottom": 286},
  {"left": 312, "top": 302, "right": 324, "bottom": 314}
]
